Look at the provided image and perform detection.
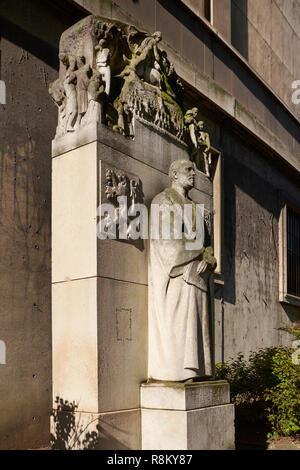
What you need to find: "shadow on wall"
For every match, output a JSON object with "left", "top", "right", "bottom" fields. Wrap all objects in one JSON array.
[
  {"left": 0, "top": 0, "right": 86, "bottom": 70},
  {"left": 51, "top": 397, "right": 129, "bottom": 450},
  {"left": 231, "top": 0, "right": 248, "bottom": 60}
]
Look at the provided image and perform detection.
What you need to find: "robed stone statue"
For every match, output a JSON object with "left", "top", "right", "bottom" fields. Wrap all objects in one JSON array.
[{"left": 148, "top": 158, "right": 216, "bottom": 382}]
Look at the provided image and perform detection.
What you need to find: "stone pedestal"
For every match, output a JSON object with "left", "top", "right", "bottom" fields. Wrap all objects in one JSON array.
[{"left": 141, "top": 381, "right": 235, "bottom": 450}]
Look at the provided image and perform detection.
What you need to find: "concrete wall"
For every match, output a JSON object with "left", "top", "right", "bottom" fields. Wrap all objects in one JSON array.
[
  {"left": 0, "top": 0, "right": 85, "bottom": 450},
  {"left": 236, "top": 0, "right": 300, "bottom": 120},
  {"left": 214, "top": 127, "right": 300, "bottom": 362},
  {"left": 183, "top": 0, "right": 300, "bottom": 120}
]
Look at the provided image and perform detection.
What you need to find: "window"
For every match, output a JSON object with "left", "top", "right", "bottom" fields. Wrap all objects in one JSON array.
[
  {"left": 279, "top": 197, "right": 300, "bottom": 306},
  {"left": 287, "top": 205, "right": 300, "bottom": 297},
  {"left": 204, "top": 0, "right": 211, "bottom": 22},
  {"left": 211, "top": 148, "right": 223, "bottom": 281}
]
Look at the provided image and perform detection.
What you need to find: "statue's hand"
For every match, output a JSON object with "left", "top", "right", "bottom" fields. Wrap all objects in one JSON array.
[
  {"left": 197, "top": 260, "right": 208, "bottom": 274},
  {"left": 203, "top": 246, "right": 217, "bottom": 272}
]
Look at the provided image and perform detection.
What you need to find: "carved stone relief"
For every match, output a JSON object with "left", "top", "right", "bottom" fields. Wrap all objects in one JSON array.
[
  {"left": 50, "top": 15, "right": 214, "bottom": 177},
  {"left": 102, "top": 167, "right": 144, "bottom": 240}
]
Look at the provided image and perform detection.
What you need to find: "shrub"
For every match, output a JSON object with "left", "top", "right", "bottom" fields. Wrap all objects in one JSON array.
[
  {"left": 216, "top": 346, "right": 300, "bottom": 437},
  {"left": 216, "top": 347, "right": 278, "bottom": 402},
  {"left": 265, "top": 348, "right": 300, "bottom": 437}
]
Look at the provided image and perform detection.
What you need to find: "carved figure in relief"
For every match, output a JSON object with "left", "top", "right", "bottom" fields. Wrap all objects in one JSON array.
[
  {"left": 130, "top": 31, "right": 162, "bottom": 86},
  {"left": 61, "top": 54, "right": 78, "bottom": 132},
  {"left": 197, "top": 120, "right": 211, "bottom": 177},
  {"left": 81, "top": 72, "right": 106, "bottom": 125},
  {"left": 104, "top": 169, "right": 143, "bottom": 239},
  {"left": 50, "top": 17, "right": 208, "bottom": 148},
  {"left": 184, "top": 108, "right": 211, "bottom": 176},
  {"left": 95, "top": 38, "right": 111, "bottom": 96},
  {"left": 75, "top": 56, "right": 92, "bottom": 127},
  {"left": 160, "top": 50, "right": 184, "bottom": 103},
  {"left": 148, "top": 159, "right": 216, "bottom": 381},
  {"left": 115, "top": 100, "right": 134, "bottom": 137},
  {"left": 49, "top": 78, "right": 66, "bottom": 138}
]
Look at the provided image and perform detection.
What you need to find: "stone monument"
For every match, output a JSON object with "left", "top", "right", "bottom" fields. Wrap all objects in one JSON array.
[
  {"left": 49, "top": 14, "right": 234, "bottom": 450},
  {"left": 148, "top": 158, "right": 216, "bottom": 382}
]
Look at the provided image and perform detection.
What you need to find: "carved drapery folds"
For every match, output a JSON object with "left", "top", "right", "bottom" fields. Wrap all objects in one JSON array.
[{"left": 49, "top": 15, "right": 213, "bottom": 177}]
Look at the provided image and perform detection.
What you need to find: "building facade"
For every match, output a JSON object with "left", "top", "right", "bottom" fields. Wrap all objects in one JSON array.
[{"left": 0, "top": 0, "right": 299, "bottom": 449}]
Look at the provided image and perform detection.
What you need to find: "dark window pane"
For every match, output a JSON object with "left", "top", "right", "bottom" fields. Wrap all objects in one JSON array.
[{"left": 287, "top": 206, "right": 300, "bottom": 297}]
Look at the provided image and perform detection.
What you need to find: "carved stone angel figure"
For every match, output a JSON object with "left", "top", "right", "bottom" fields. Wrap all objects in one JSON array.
[{"left": 148, "top": 159, "right": 216, "bottom": 381}]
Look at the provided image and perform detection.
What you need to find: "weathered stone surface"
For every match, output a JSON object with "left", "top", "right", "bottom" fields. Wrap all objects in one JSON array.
[
  {"left": 0, "top": 0, "right": 86, "bottom": 450},
  {"left": 52, "top": 276, "right": 147, "bottom": 413},
  {"left": 50, "top": 14, "right": 216, "bottom": 175},
  {"left": 141, "top": 381, "right": 235, "bottom": 450},
  {"left": 52, "top": 277, "right": 99, "bottom": 412},
  {"left": 141, "top": 380, "right": 230, "bottom": 410},
  {"left": 52, "top": 142, "right": 98, "bottom": 283},
  {"left": 147, "top": 159, "right": 216, "bottom": 382},
  {"left": 211, "top": 0, "right": 231, "bottom": 42},
  {"left": 50, "top": 15, "right": 187, "bottom": 142}
]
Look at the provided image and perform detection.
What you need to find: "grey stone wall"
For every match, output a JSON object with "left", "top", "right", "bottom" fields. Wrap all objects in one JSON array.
[
  {"left": 0, "top": 0, "right": 85, "bottom": 450},
  {"left": 214, "top": 127, "right": 300, "bottom": 362}
]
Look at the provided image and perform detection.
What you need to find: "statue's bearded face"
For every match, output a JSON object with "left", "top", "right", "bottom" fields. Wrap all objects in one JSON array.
[{"left": 174, "top": 162, "right": 195, "bottom": 190}]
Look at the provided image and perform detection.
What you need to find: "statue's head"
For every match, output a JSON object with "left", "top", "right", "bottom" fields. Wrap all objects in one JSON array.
[
  {"left": 99, "top": 38, "right": 107, "bottom": 49},
  {"left": 91, "top": 71, "right": 102, "bottom": 85},
  {"left": 169, "top": 159, "right": 195, "bottom": 191},
  {"left": 68, "top": 55, "right": 77, "bottom": 71},
  {"left": 153, "top": 31, "right": 162, "bottom": 42},
  {"left": 76, "top": 56, "right": 86, "bottom": 68},
  {"left": 185, "top": 107, "right": 198, "bottom": 120},
  {"left": 59, "top": 53, "right": 69, "bottom": 67}
]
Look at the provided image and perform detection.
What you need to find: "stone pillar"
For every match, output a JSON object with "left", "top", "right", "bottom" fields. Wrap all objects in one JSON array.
[
  {"left": 141, "top": 381, "right": 235, "bottom": 450},
  {"left": 51, "top": 121, "right": 191, "bottom": 450},
  {"left": 51, "top": 123, "right": 149, "bottom": 450}
]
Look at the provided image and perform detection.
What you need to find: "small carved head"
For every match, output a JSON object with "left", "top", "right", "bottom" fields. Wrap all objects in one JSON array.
[
  {"left": 59, "top": 53, "right": 69, "bottom": 67},
  {"left": 76, "top": 56, "right": 86, "bottom": 68},
  {"left": 68, "top": 55, "right": 77, "bottom": 71},
  {"left": 152, "top": 31, "right": 162, "bottom": 42}
]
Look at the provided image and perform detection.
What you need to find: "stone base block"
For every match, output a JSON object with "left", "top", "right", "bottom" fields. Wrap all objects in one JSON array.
[
  {"left": 50, "top": 408, "right": 141, "bottom": 450},
  {"left": 141, "top": 381, "right": 235, "bottom": 450}
]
